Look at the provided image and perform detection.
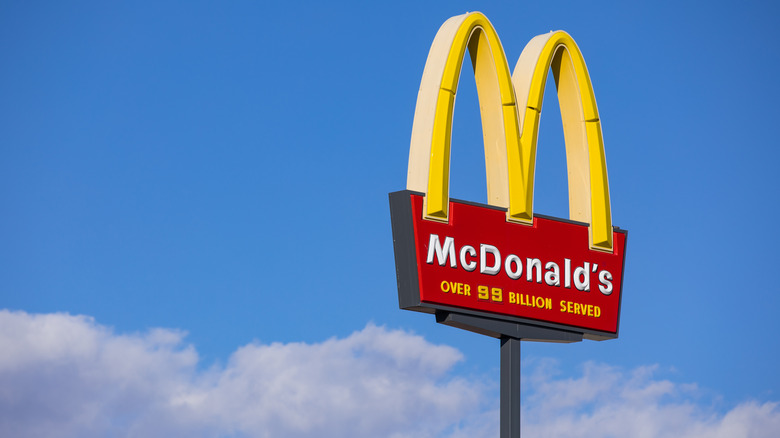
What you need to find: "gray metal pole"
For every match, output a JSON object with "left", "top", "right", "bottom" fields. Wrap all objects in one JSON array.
[{"left": 500, "top": 336, "right": 521, "bottom": 438}]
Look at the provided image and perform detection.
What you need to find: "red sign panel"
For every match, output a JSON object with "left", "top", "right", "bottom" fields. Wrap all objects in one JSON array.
[{"left": 391, "top": 191, "right": 627, "bottom": 338}]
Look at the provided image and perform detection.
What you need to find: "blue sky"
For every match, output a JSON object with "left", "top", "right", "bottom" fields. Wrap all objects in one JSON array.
[{"left": 2, "top": 1, "right": 779, "bottom": 436}]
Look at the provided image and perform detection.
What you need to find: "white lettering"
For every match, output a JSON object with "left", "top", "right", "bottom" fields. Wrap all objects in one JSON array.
[
  {"left": 527, "top": 258, "right": 542, "bottom": 283},
  {"left": 426, "top": 234, "right": 456, "bottom": 268},
  {"left": 504, "top": 254, "right": 523, "bottom": 280},
  {"left": 544, "top": 261, "right": 560, "bottom": 286},
  {"left": 598, "top": 270, "right": 613, "bottom": 295},
  {"left": 480, "top": 244, "right": 501, "bottom": 276},
  {"left": 460, "top": 245, "right": 477, "bottom": 272},
  {"left": 422, "top": 235, "right": 615, "bottom": 296},
  {"left": 574, "top": 262, "right": 590, "bottom": 292}
]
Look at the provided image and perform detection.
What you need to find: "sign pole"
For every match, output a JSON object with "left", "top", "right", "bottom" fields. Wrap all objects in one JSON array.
[{"left": 500, "top": 336, "right": 522, "bottom": 438}]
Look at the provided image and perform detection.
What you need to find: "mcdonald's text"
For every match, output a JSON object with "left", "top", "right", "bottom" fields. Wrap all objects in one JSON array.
[{"left": 426, "top": 234, "right": 615, "bottom": 295}]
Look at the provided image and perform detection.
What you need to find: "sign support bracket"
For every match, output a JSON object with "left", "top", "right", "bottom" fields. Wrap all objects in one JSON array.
[{"left": 435, "top": 311, "right": 584, "bottom": 343}]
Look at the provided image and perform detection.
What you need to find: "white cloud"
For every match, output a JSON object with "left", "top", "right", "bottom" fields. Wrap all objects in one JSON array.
[
  {"left": 0, "top": 309, "right": 777, "bottom": 438},
  {"left": 521, "top": 359, "right": 780, "bottom": 438},
  {"left": 0, "top": 310, "right": 481, "bottom": 438}
]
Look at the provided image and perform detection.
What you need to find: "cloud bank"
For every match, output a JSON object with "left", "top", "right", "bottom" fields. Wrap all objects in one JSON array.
[
  {"left": 522, "top": 359, "right": 780, "bottom": 438},
  {"left": 0, "top": 309, "right": 777, "bottom": 437}
]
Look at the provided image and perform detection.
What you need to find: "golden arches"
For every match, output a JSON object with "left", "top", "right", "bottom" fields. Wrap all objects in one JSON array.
[{"left": 406, "top": 12, "right": 613, "bottom": 252}]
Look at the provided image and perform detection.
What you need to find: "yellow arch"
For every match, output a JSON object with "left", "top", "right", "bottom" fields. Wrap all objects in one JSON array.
[
  {"left": 511, "top": 31, "right": 613, "bottom": 251},
  {"left": 406, "top": 12, "right": 522, "bottom": 221}
]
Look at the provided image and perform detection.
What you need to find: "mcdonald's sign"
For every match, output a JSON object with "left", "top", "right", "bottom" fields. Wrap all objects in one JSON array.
[{"left": 390, "top": 12, "right": 627, "bottom": 341}]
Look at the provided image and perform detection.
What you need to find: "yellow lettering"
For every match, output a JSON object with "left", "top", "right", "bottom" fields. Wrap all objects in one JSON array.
[
  {"left": 559, "top": 300, "right": 602, "bottom": 318},
  {"left": 478, "top": 285, "right": 489, "bottom": 300},
  {"left": 491, "top": 287, "right": 503, "bottom": 302},
  {"left": 441, "top": 281, "right": 472, "bottom": 296}
]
